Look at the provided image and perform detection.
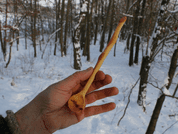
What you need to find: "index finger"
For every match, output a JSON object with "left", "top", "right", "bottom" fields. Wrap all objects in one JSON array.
[
  {"left": 56, "top": 67, "right": 94, "bottom": 92},
  {"left": 84, "top": 103, "right": 116, "bottom": 118}
]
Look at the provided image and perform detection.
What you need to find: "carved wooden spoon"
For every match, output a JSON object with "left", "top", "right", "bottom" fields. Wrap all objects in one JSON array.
[{"left": 68, "top": 17, "right": 127, "bottom": 113}]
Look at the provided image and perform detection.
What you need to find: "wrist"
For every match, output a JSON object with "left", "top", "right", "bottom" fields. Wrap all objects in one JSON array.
[
  {"left": 15, "top": 103, "right": 35, "bottom": 133},
  {"left": 15, "top": 100, "right": 50, "bottom": 134}
]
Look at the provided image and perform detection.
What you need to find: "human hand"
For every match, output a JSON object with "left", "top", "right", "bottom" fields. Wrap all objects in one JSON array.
[{"left": 15, "top": 67, "right": 119, "bottom": 134}]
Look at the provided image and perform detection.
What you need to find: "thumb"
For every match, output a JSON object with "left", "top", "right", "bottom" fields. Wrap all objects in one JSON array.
[{"left": 58, "top": 67, "right": 93, "bottom": 91}]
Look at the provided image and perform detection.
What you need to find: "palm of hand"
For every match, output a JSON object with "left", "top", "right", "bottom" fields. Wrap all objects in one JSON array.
[
  {"left": 15, "top": 68, "right": 119, "bottom": 134},
  {"left": 40, "top": 70, "right": 118, "bottom": 133}
]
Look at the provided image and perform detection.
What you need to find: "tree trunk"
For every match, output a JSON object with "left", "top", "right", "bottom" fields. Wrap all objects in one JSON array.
[
  {"left": 80, "top": 17, "right": 87, "bottom": 52},
  {"left": 129, "top": 0, "right": 141, "bottom": 66},
  {"left": 80, "top": 0, "right": 87, "bottom": 53},
  {"left": 134, "top": 36, "right": 140, "bottom": 64},
  {"left": 16, "top": 27, "right": 19, "bottom": 51},
  {"left": 173, "top": 84, "right": 178, "bottom": 97},
  {"left": 114, "top": 43, "right": 116, "bottom": 57},
  {"left": 129, "top": 34, "right": 135, "bottom": 66},
  {"left": 33, "top": 0, "right": 37, "bottom": 57},
  {"left": 5, "top": 30, "right": 12, "bottom": 68},
  {"left": 94, "top": 0, "right": 98, "bottom": 45},
  {"left": 134, "top": 0, "right": 146, "bottom": 64},
  {"left": 64, "top": 0, "right": 71, "bottom": 56},
  {"left": 126, "top": 33, "right": 131, "bottom": 52},
  {"left": 146, "top": 47, "right": 177, "bottom": 134},
  {"left": 137, "top": 56, "right": 150, "bottom": 111},
  {"left": 73, "top": 1, "right": 87, "bottom": 70},
  {"left": 54, "top": 0, "right": 60, "bottom": 56},
  {"left": 166, "top": 48, "right": 178, "bottom": 89},
  {"left": 107, "top": 0, "right": 115, "bottom": 44},
  {"left": 86, "top": 0, "right": 93, "bottom": 61},
  {"left": 99, "top": 0, "right": 112, "bottom": 52},
  {"left": 0, "top": 21, "right": 5, "bottom": 57},
  {"left": 3, "top": 0, "right": 8, "bottom": 61},
  {"left": 120, "top": 0, "right": 130, "bottom": 41},
  {"left": 25, "top": 16, "right": 27, "bottom": 49},
  {"left": 60, "top": 0, "right": 65, "bottom": 57},
  {"left": 146, "top": 94, "right": 165, "bottom": 134}
]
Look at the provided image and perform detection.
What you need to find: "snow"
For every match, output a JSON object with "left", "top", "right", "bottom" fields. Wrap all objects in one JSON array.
[
  {"left": 0, "top": 20, "right": 178, "bottom": 133},
  {"left": 74, "top": 42, "right": 80, "bottom": 48},
  {"left": 163, "top": 87, "right": 171, "bottom": 96},
  {"left": 81, "top": 1, "right": 88, "bottom": 13}
]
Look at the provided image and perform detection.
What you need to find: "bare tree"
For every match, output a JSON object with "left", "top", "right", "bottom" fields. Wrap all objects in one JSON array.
[
  {"left": 146, "top": 46, "right": 178, "bottom": 134},
  {"left": 73, "top": 1, "right": 88, "bottom": 70},
  {"left": 137, "top": 0, "right": 171, "bottom": 110}
]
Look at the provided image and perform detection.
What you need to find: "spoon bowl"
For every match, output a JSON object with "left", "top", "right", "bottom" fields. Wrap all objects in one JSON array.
[{"left": 68, "top": 93, "right": 85, "bottom": 112}]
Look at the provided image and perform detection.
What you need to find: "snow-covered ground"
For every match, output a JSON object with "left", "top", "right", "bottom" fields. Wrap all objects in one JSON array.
[{"left": 0, "top": 35, "right": 178, "bottom": 134}]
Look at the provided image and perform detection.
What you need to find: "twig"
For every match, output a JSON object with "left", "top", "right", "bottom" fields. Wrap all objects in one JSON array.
[
  {"left": 126, "top": 0, "right": 139, "bottom": 13},
  {"left": 41, "top": 28, "right": 61, "bottom": 59},
  {"left": 117, "top": 77, "right": 140, "bottom": 126},
  {"left": 148, "top": 82, "right": 178, "bottom": 100},
  {"left": 162, "top": 121, "right": 178, "bottom": 134}
]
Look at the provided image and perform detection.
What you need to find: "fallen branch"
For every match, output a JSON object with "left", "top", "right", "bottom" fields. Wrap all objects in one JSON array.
[
  {"left": 162, "top": 121, "right": 178, "bottom": 134},
  {"left": 117, "top": 77, "right": 140, "bottom": 126}
]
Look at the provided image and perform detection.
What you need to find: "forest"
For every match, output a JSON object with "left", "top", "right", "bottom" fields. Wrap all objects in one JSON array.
[{"left": 0, "top": 0, "right": 178, "bottom": 134}]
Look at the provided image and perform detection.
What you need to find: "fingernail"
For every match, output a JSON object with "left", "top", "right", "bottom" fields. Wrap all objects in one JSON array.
[{"left": 86, "top": 67, "right": 93, "bottom": 71}]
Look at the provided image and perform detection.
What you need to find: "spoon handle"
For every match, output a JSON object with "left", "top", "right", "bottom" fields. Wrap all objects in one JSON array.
[{"left": 80, "top": 17, "right": 127, "bottom": 95}]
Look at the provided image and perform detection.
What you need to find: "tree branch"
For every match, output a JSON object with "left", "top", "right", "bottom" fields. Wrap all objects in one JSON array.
[{"left": 148, "top": 82, "right": 178, "bottom": 99}]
